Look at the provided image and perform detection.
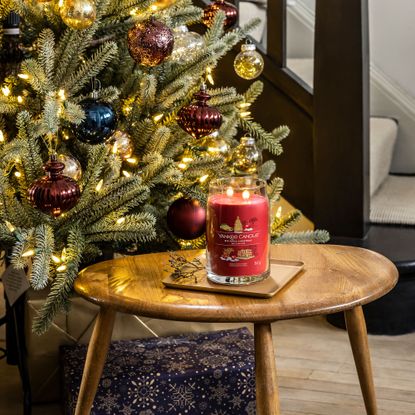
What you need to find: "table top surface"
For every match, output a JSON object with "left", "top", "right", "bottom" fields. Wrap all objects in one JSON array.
[{"left": 74, "top": 245, "right": 398, "bottom": 323}]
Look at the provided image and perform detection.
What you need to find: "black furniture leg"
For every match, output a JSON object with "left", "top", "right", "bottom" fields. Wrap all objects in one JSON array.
[{"left": 5, "top": 293, "right": 32, "bottom": 415}]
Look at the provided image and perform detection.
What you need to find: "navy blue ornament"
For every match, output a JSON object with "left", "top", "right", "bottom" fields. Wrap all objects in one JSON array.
[{"left": 75, "top": 98, "right": 117, "bottom": 145}]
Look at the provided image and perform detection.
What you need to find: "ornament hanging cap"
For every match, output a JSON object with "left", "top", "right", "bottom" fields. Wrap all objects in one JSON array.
[
  {"left": 194, "top": 83, "right": 211, "bottom": 105},
  {"left": 45, "top": 154, "right": 65, "bottom": 178},
  {"left": 241, "top": 43, "right": 256, "bottom": 52},
  {"left": 240, "top": 136, "right": 256, "bottom": 145},
  {"left": 91, "top": 78, "right": 101, "bottom": 99}
]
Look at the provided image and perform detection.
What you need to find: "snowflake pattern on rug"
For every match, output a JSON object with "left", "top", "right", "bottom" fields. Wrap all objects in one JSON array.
[{"left": 61, "top": 328, "right": 256, "bottom": 414}]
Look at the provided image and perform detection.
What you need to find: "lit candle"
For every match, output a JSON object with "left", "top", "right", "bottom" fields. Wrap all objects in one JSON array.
[{"left": 207, "top": 177, "right": 270, "bottom": 285}]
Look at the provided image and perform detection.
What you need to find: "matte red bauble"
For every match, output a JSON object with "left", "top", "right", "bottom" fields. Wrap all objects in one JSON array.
[
  {"left": 28, "top": 155, "right": 80, "bottom": 217},
  {"left": 167, "top": 197, "right": 206, "bottom": 240},
  {"left": 177, "top": 85, "right": 223, "bottom": 140},
  {"left": 203, "top": 0, "right": 238, "bottom": 30},
  {"left": 127, "top": 18, "right": 174, "bottom": 66}
]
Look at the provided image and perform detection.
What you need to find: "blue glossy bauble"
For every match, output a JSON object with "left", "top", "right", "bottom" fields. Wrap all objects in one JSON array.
[{"left": 75, "top": 98, "right": 117, "bottom": 145}]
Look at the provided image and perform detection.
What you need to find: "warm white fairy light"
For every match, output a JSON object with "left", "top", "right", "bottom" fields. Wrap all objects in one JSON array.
[
  {"left": 5, "top": 220, "right": 15, "bottom": 233},
  {"left": 126, "top": 157, "right": 138, "bottom": 164},
  {"left": 199, "top": 174, "right": 209, "bottom": 183},
  {"left": 276, "top": 206, "right": 282, "bottom": 219},
  {"left": 182, "top": 156, "right": 193, "bottom": 163},
  {"left": 14, "top": 171, "right": 22, "bottom": 178},
  {"left": 122, "top": 170, "right": 131, "bottom": 177},
  {"left": 56, "top": 264, "right": 67, "bottom": 272},
  {"left": 95, "top": 179, "right": 104, "bottom": 192},
  {"left": 153, "top": 113, "right": 164, "bottom": 122},
  {"left": 206, "top": 67, "right": 214, "bottom": 85},
  {"left": 17, "top": 96, "right": 23, "bottom": 103},
  {"left": 0, "top": 130, "right": 4, "bottom": 142},
  {"left": 116, "top": 217, "right": 126, "bottom": 224},
  {"left": 226, "top": 187, "right": 234, "bottom": 197},
  {"left": 2, "top": 86, "right": 11, "bottom": 96},
  {"left": 18, "top": 73, "right": 29, "bottom": 80},
  {"left": 238, "top": 102, "right": 251, "bottom": 109},
  {"left": 58, "top": 89, "right": 66, "bottom": 100},
  {"left": 242, "top": 190, "right": 250, "bottom": 200},
  {"left": 239, "top": 111, "right": 252, "bottom": 118},
  {"left": 51, "top": 255, "right": 61, "bottom": 264},
  {"left": 22, "top": 249, "right": 35, "bottom": 257},
  {"left": 178, "top": 163, "right": 187, "bottom": 170}
]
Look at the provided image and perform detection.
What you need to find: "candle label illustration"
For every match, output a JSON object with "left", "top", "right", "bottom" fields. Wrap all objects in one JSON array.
[{"left": 207, "top": 194, "right": 270, "bottom": 277}]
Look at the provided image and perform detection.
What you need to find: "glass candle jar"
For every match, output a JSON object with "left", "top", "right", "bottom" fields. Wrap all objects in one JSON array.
[{"left": 206, "top": 177, "right": 270, "bottom": 285}]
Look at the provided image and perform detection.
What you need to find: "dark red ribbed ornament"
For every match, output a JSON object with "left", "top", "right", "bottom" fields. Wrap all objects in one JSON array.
[
  {"left": 203, "top": 0, "right": 238, "bottom": 30},
  {"left": 177, "top": 85, "right": 223, "bottom": 140},
  {"left": 28, "top": 155, "right": 81, "bottom": 217},
  {"left": 167, "top": 197, "right": 206, "bottom": 240}
]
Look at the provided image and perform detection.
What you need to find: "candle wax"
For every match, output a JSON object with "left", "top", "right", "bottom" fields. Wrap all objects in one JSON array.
[{"left": 207, "top": 192, "right": 269, "bottom": 277}]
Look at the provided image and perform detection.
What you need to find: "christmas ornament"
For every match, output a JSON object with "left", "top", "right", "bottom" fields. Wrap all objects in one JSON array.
[
  {"left": 60, "top": 0, "right": 96, "bottom": 30},
  {"left": 230, "top": 136, "right": 262, "bottom": 175},
  {"left": 177, "top": 84, "right": 222, "bottom": 140},
  {"left": 198, "top": 131, "right": 230, "bottom": 158},
  {"left": 128, "top": 18, "right": 174, "bottom": 67},
  {"left": 234, "top": 42, "right": 264, "bottom": 80},
  {"left": 203, "top": 0, "right": 238, "bottom": 30},
  {"left": 57, "top": 153, "right": 82, "bottom": 181},
  {"left": 167, "top": 197, "right": 206, "bottom": 240},
  {"left": 170, "top": 26, "right": 204, "bottom": 64},
  {"left": 107, "top": 130, "right": 133, "bottom": 159},
  {"left": 28, "top": 155, "right": 80, "bottom": 217},
  {"left": 75, "top": 95, "right": 117, "bottom": 145}
]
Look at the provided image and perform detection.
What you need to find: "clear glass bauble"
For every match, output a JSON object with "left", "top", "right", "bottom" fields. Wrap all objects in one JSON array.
[
  {"left": 107, "top": 130, "right": 133, "bottom": 159},
  {"left": 171, "top": 25, "right": 204, "bottom": 64},
  {"left": 230, "top": 136, "right": 262, "bottom": 175},
  {"left": 60, "top": 0, "right": 96, "bottom": 30},
  {"left": 198, "top": 132, "right": 230, "bottom": 158},
  {"left": 234, "top": 43, "right": 264, "bottom": 80},
  {"left": 57, "top": 153, "right": 82, "bottom": 181}
]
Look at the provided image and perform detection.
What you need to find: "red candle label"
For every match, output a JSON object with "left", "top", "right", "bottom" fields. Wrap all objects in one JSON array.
[{"left": 207, "top": 193, "right": 269, "bottom": 277}]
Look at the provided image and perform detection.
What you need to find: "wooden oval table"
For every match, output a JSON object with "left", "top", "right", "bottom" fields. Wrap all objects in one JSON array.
[{"left": 73, "top": 244, "right": 398, "bottom": 415}]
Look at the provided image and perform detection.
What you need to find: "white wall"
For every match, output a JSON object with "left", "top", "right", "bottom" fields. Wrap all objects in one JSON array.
[{"left": 370, "top": 0, "right": 415, "bottom": 99}]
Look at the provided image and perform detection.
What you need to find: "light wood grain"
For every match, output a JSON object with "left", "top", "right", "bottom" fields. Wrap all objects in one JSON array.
[
  {"left": 255, "top": 323, "right": 281, "bottom": 415},
  {"left": 75, "top": 245, "right": 398, "bottom": 323},
  {"left": 345, "top": 306, "right": 378, "bottom": 415},
  {"left": 74, "top": 307, "right": 115, "bottom": 415}
]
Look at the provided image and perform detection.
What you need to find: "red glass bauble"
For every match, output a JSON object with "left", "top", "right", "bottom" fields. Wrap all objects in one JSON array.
[
  {"left": 177, "top": 86, "right": 223, "bottom": 140},
  {"left": 127, "top": 18, "right": 174, "bottom": 66},
  {"left": 28, "top": 156, "right": 81, "bottom": 217},
  {"left": 167, "top": 197, "right": 206, "bottom": 240},
  {"left": 203, "top": 0, "right": 238, "bottom": 30}
]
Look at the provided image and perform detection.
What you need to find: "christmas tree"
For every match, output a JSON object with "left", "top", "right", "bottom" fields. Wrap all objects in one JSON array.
[{"left": 0, "top": 0, "right": 328, "bottom": 334}]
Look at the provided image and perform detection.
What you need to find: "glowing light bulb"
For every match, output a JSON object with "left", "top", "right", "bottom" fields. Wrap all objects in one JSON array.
[
  {"left": 56, "top": 264, "right": 67, "bottom": 272},
  {"left": 153, "top": 113, "right": 164, "bottom": 122},
  {"left": 51, "top": 255, "right": 61, "bottom": 264},
  {"left": 14, "top": 171, "right": 22, "bottom": 178},
  {"left": 17, "top": 96, "right": 23, "bottom": 103},
  {"left": 0, "top": 130, "right": 4, "bottom": 142},
  {"left": 122, "top": 170, "right": 131, "bottom": 177},
  {"left": 276, "top": 206, "right": 282, "bottom": 219},
  {"left": 206, "top": 66, "right": 214, "bottom": 85},
  {"left": 95, "top": 179, "right": 104, "bottom": 192},
  {"left": 22, "top": 249, "right": 35, "bottom": 257},
  {"left": 199, "top": 174, "right": 209, "bottom": 183},
  {"left": 58, "top": 89, "right": 66, "bottom": 100},
  {"left": 18, "top": 73, "right": 29, "bottom": 80},
  {"left": 178, "top": 163, "right": 187, "bottom": 170},
  {"left": 242, "top": 190, "right": 250, "bottom": 200},
  {"left": 226, "top": 187, "right": 234, "bottom": 197},
  {"left": 116, "top": 217, "right": 126, "bottom": 224},
  {"left": 2, "top": 86, "right": 11, "bottom": 96},
  {"left": 5, "top": 221, "right": 15, "bottom": 232}
]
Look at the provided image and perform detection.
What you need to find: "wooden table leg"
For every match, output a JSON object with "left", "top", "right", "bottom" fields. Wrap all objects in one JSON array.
[
  {"left": 254, "top": 323, "right": 280, "bottom": 415},
  {"left": 74, "top": 306, "right": 116, "bottom": 415},
  {"left": 345, "top": 306, "right": 378, "bottom": 415}
]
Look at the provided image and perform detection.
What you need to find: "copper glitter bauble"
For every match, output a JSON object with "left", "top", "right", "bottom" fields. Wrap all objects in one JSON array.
[
  {"left": 167, "top": 197, "right": 206, "bottom": 240},
  {"left": 28, "top": 155, "right": 81, "bottom": 217},
  {"left": 127, "top": 18, "right": 174, "bottom": 67},
  {"left": 177, "top": 85, "right": 223, "bottom": 140},
  {"left": 203, "top": 0, "right": 238, "bottom": 30}
]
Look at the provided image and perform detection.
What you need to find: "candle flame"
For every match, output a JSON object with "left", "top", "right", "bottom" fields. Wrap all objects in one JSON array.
[
  {"left": 226, "top": 187, "right": 234, "bottom": 197},
  {"left": 242, "top": 190, "right": 250, "bottom": 200}
]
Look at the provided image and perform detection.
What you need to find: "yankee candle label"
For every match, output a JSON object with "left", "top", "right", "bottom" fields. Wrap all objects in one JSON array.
[{"left": 207, "top": 194, "right": 269, "bottom": 277}]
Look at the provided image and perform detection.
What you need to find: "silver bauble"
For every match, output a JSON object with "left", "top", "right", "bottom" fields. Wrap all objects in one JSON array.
[{"left": 57, "top": 153, "right": 82, "bottom": 181}]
